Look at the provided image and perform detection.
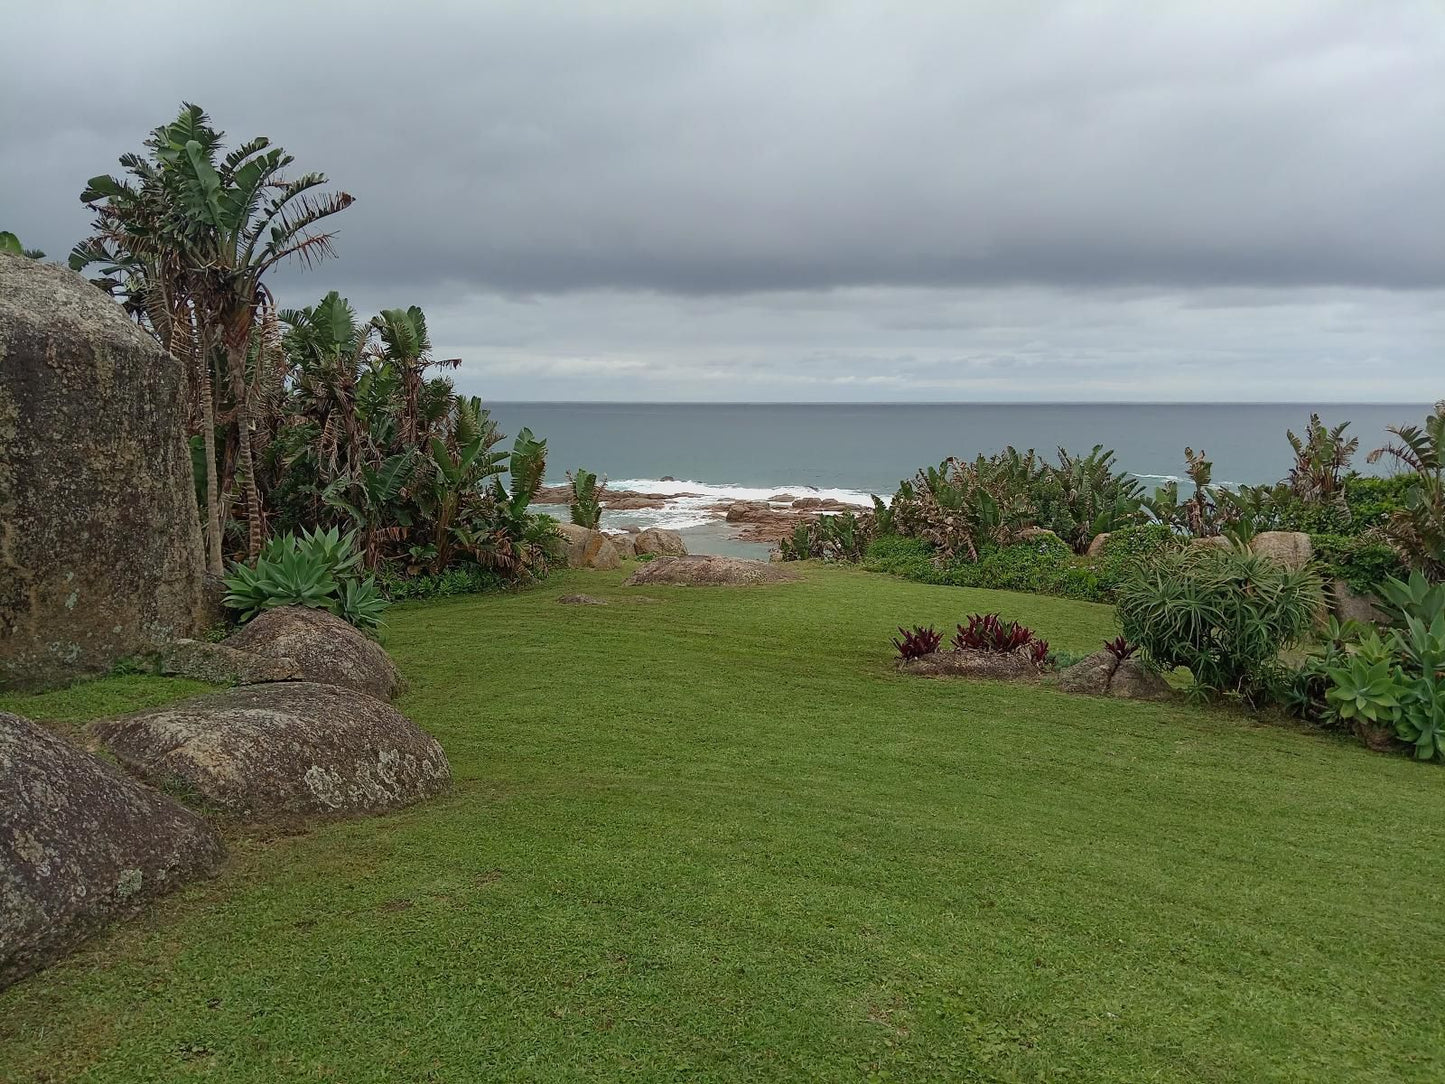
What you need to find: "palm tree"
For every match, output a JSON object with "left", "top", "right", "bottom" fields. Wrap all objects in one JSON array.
[{"left": 72, "top": 103, "right": 354, "bottom": 564}]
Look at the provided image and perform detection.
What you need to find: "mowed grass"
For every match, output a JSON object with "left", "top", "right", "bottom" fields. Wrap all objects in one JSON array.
[{"left": 2, "top": 565, "right": 1442, "bottom": 1082}]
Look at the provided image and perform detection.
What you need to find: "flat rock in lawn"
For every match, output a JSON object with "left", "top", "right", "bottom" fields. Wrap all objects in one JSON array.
[
  {"left": 1055, "top": 651, "right": 1172, "bottom": 700},
  {"left": 224, "top": 607, "right": 404, "bottom": 700},
  {"left": 899, "top": 650, "right": 1041, "bottom": 681},
  {"left": 623, "top": 555, "right": 799, "bottom": 587},
  {"left": 558, "top": 594, "right": 610, "bottom": 605},
  {"left": 93, "top": 682, "right": 451, "bottom": 821},
  {"left": 156, "top": 638, "right": 302, "bottom": 685},
  {"left": 1, "top": 711, "right": 224, "bottom": 991}
]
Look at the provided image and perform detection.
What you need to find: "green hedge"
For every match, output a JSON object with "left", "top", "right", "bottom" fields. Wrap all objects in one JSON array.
[{"left": 1308, "top": 533, "right": 1405, "bottom": 594}]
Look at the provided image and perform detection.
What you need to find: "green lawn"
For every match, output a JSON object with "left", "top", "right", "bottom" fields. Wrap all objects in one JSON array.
[{"left": 2, "top": 565, "right": 1442, "bottom": 1082}]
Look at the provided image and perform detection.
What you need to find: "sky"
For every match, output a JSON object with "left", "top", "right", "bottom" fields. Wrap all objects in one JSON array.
[{"left": 2, "top": 1, "right": 1441, "bottom": 402}]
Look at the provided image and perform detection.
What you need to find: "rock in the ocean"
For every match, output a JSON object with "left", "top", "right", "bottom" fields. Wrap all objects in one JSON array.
[
  {"left": 633, "top": 527, "right": 688, "bottom": 557},
  {"left": 1248, "top": 531, "right": 1313, "bottom": 572},
  {"left": 556, "top": 523, "right": 623, "bottom": 570},
  {"left": 93, "top": 682, "right": 452, "bottom": 821},
  {"left": 224, "top": 607, "right": 404, "bottom": 701},
  {"left": 156, "top": 638, "right": 302, "bottom": 686},
  {"left": 1, "top": 711, "right": 224, "bottom": 990},
  {"left": 623, "top": 555, "right": 799, "bottom": 586},
  {"left": 0, "top": 254, "right": 205, "bottom": 690}
]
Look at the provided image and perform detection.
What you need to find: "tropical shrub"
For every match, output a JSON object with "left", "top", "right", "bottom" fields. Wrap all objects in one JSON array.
[
  {"left": 892, "top": 626, "right": 943, "bottom": 660},
  {"left": 1325, "top": 572, "right": 1445, "bottom": 760},
  {"left": 779, "top": 510, "right": 876, "bottom": 562},
  {"left": 1031, "top": 445, "right": 1146, "bottom": 552},
  {"left": 1308, "top": 533, "right": 1407, "bottom": 594},
  {"left": 1366, "top": 402, "right": 1445, "bottom": 579},
  {"left": 1286, "top": 413, "right": 1357, "bottom": 504},
  {"left": 1117, "top": 544, "right": 1322, "bottom": 703},
  {"left": 1092, "top": 524, "right": 1179, "bottom": 592},
  {"left": 1103, "top": 636, "right": 1138, "bottom": 661},
  {"left": 222, "top": 526, "right": 388, "bottom": 631},
  {"left": 953, "top": 613, "right": 1038, "bottom": 654}
]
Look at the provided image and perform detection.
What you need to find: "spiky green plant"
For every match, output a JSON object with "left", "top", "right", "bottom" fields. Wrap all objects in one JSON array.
[{"left": 568, "top": 468, "right": 604, "bottom": 529}]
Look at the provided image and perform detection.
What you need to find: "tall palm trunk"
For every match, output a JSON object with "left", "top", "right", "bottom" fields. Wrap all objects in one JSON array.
[{"left": 197, "top": 349, "right": 225, "bottom": 574}]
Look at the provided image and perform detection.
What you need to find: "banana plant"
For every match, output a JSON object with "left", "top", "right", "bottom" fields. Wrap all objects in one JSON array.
[
  {"left": 567, "top": 468, "right": 604, "bottom": 529},
  {"left": 322, "top": 450, "right": 416, "bottom": 569}
]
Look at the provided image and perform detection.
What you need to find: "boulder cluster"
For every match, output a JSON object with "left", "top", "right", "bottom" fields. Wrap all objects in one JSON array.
[{"left": 1, "top": 607, "right": 449, "bottom": 991}]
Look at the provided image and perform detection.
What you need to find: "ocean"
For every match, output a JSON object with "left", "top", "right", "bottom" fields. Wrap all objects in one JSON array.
[{"left": 486, "top": 402, "right": 1430, "bottom": 553}]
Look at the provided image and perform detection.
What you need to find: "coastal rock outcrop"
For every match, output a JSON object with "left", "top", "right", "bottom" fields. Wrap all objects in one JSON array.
[
  {"left": 633, "top": 527, "right": 688, "bottom": 557},
  {"left": 93, "top": 683, "right": 452, "bottom": 821},
  {"left": 1329, "top": 580, "right": 1389, "bottom": 625},
  {"left": 0, "top": 253, "right": 205, "bottom": 689},
  {"left": 557, "top": 523, "right": 623, "bottom": 570},
  {"left": 224, "top": 607, "right": 404, "bottom": 701},
  {"left": 606, "top": 533, "right": 638, "bottom": 557},
  {"left": 623, "top": 555, "right": 799, "bottom": 587},
  {"left": 1, "top": 710, "right": 224, "bottom": 990}
]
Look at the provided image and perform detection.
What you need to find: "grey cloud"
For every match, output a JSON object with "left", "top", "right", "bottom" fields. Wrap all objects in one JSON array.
[
  {"left": 3, "top": 1, "right": 1442, "bottom": 296},
  {"left": 1, "top": 1, "right": 1440, "bottom": 400}
]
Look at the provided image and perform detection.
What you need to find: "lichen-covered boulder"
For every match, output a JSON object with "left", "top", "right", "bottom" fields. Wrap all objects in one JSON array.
[
  {"left": 93, "top": 682, "right": 451, "bottom": 821},
  {"left": 623, "top": 555, "right": 799, "bottom": 586},
  {"left": 556, "top": 523, "right": 623, "bottom": 569},
  {"left": 223, "top": 607, "right": 403, "bottom": 700},
  {"left": 1055, "top": 650, "right": 1172, "bottom": 701},
  {"left": 1329, "top": 580, "right": 1389, "bottom": 625},
  {"left": 156, "top": 638, "right": 302, "bottom": 685},
  {"left": 1, "top": 711, "right": 223, "bottom": 990},
  {"left": 1249, "top": 531, "right": 1313, "bottom": 572},
  {"left": 633, "top": 527, "right": 688, "bottom": 557},
  {"left": 0, "top": 254, "right": 205, "bottom": 690}
]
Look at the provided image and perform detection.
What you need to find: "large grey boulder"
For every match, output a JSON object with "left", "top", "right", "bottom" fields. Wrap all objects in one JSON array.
[
  {"left": 223, "top": 607, "right": 404, "bottom": 700},
  {"left": 1248, "top": 531, "right": 1313, "bottom": 572},
  {"left": 156, "top": 638, "right": 302, "bottom": 686},
  {"left": 624, "top": 555, "right": 799, "bottom": 586},
  {"left": 633, "top": 527, "right": 688, "bottom": 557},
  {"left": 93, "top": 682, "right": 452, "bottom": 821},
  {"left": 556, "top": 523, "right": 622, "bottom": 570},
  {"left": 0, "top": 254, "right": 205, "bottom": 689},
  {"left": 1055, "top": 650, "right": 1172, "bottom": 700},
  {"left": 1, "top": 711, "right": 224, "bottom": 990}
]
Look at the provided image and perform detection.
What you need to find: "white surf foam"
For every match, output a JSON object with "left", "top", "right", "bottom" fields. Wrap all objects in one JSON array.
[{"left": 592, "top": 477, "right": 876, "bottom": 531}]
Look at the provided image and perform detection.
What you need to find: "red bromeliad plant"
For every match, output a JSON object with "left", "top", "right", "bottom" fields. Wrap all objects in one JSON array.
[
  {"left": 1029, "top": 639, "right": 1051, "bottom": 666},
  {"left": 953, "top": 612, "right": 1037, "bottom": 654},
  {"left": 1103, "top": 635, "right": 1138, "bottom": 661},
  {"left": 892, "top": 625, "right": 943, "bottom": 660}
]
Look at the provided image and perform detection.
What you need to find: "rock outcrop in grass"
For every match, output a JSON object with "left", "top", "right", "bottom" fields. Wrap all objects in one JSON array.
[
  {"left": 1, "top": 711, "right": 224, "bottom": 991},
  {"left": 223, "top": 607, "right": 404, "bottom": 700},
  {"left": 93, "top": 682, "right": 452, "bottom": 820},
  {"left": 624, "top": 555, "right": 799, "bottom": 586}
]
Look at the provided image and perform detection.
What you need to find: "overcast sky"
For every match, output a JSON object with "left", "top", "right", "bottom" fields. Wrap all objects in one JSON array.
[{"left": 3, "top": 1, "right": 1441, "bottom": 401}]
